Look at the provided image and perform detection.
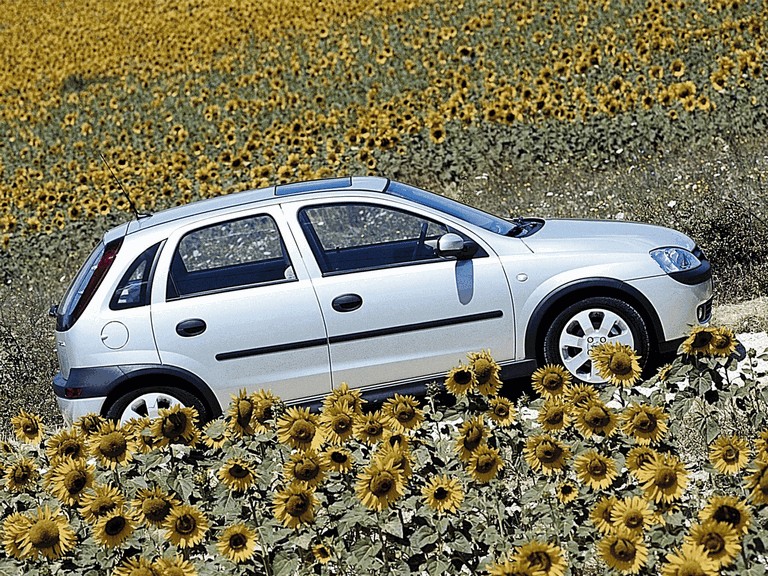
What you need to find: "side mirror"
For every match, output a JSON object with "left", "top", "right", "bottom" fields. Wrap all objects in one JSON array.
[{"left": 436, "top": 233, "right": 479, "bottom": 260}]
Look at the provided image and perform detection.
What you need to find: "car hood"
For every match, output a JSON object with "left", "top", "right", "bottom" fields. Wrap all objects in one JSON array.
[{"left": 519, "top": 219, "right": 696, "bottom": 254}]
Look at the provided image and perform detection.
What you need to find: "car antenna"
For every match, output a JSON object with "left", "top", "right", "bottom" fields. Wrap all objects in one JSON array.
[{"left": 99, "top": 152, "right": 151, "bottom": 220}]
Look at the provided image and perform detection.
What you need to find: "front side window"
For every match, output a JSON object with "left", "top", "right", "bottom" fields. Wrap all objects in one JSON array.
[
  {"left": 168, "top": 214, "right": 293, "bottom": 299},
  {"left": 298, "top": 203, "right": 450, "bottom": 274}
]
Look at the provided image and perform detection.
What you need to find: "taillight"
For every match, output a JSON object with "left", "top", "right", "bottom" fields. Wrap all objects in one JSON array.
[{"left": 69, "top": 238, "right": 123, "bottom": 326}]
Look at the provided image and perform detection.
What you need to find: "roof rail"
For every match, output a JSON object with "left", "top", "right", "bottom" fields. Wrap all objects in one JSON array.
[{"left": 275, "top": 177, "right": 353, "bottom": 196}]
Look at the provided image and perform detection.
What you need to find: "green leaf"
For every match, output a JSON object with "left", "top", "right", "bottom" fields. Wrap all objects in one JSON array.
[{"left": 272, "top": 551, "right": 300, "bottom": 576}]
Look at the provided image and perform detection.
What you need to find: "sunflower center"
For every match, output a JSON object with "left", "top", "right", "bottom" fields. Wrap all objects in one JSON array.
[
  {"left": 162, "top": 413, "right": 188, "bottom": 438},
  {"left": 294, "top": 461, "right": 319, "bottom": 481},
  {"left": 286, "top": 493, "right": 310, "bottom": 517},
  {"left": 585, "top": 406, "right": 610, "bottom": 428},
  {"left": 633, "top": 412, "right": 656, "bottom": 433},
  {"left": 105, "top": 516, "right": 126, "bottom": 536},
  {"left": 527, "top": 551, "right": 552, "bottom": 572},
  {"left": 143, "top": 497, "right": 171, "bottom": 522},
  {"left": 545, "top": 409, "right": 564, "bottom": 425},
  {"left": 493, "top": 404, "right": 509, "bottom": 418},
  {"left": 21, "top": 419, "right": 38, "bottom": 435},
  {"left": 701, "top": 532, "right": 725, "bottom": 554},
  {"left": 464, "top": 427, "right": 484, "bottom": 450},
  {"left": 542, "top": 373, "right": 564, "bottom": 392},
  {"left": 64, "top": 469, "right": 88, "bottom": 494},
  {"left": 11, "top": 464, "right": 32, "bottom": 483},
  {"left": 588, "top": 459, "right": 607, "bottom": 476},
  {"left": 759, "top": 469, "right": 768, "bottom": 493},
  {"left": 476, "top": 453, "right": 496, "bottom": 473},
  {"left": 625, "top": 511, "right": 644, "bottom": 529},
  {"left": 60, "top": 440, "right": 83, "bottom": 459},
  {"left": 394, "top": 404, "right": 415, "bottom": 423},
  {"left": 370, "top": 471, "right": 396, "bottom": 497},
  {"left": 692, "top": 331, "right": 713, "bottom": 349},
  {"left": 99, "top": 432, "right": 127, "bottom": 458},
  {"left": 331, "top": 451, "right": 348, "bottom": 464},
  {"left": 536, "top": 441, "right": 562, "bottom": 464},
  {"left": 229, "top": 533, "right": 247, "bottom": 550},
  {"left": 722, "top": 446, "right": 738, "bottom": 463},
  {"left": 332, "top": 415, "right": 352, "bottom": 433},
  {"left": 28, "top": 519, "right": 60, "bottom": 549},
  {"left": 93, "top": 497, "right": 117, "bottom": 517},
  {"left": 608, "top": 352, "right": 632, "bottom": 376},
  {"left": 474, "top": 360, "right": 493, "bottom": 383},
  {"left": 365, "top": 422, "right": 383, "bottom": 437},
  {"left": 229, "top": 464, "right": 250, "bottom": 479},
  {"left": 434, "top": 487, "right": 449, "bottom": 501},
  {"left": 713, "top": 505, "right": 740, "bottom": 526},
  {"left": 316, "top": 546, "right": 331, "bottom": 559},
  {"left": 561, "top": 485, "right": 574, "bottom": 496},
  {"left": 289, "top": 420, "right": 315, "bottom": 442},
  {"left": 611, "top": 538, "right": 637, "bottom": 561},
  {"left": 175, "top": 514, "right": 197, "bottom": 535},
  {"left": 454, "top": 370, "right": 473, "bottom": 385},
  {"left": 654, "top": 467, "right": 677, "bottom": 489},
  {"left": 237, "top": 400, "right": 253, "bottom": 424}
]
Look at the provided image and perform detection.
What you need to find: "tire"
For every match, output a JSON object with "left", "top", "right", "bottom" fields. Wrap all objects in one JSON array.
[
  {"left": 542, "top": 296, "right": 650, "bottom": 384},
  {"left": 106, "top": 386, "right": 210, "bottom": 424}
]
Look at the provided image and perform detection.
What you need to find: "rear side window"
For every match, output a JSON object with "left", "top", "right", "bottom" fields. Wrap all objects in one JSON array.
[
  {"left": 167, "top": 214, "right": 293, "bottom": 299},
  {"left": 110, "top": 242, "right": 161, "bottom": 310}
]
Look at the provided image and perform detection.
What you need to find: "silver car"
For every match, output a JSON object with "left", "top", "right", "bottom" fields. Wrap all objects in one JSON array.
[{"left": 51, "top": 176, "right": 713, "bottom": 423}]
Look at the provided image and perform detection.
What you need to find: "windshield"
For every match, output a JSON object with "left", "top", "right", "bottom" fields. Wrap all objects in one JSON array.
[{"left": 385, "top": 181, "right": 517, "bottom": 235}]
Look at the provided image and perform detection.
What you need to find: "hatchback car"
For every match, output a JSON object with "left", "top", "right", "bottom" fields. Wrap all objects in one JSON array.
[{"left": 51, "top": 176, "right": 713, "bottom": 424}]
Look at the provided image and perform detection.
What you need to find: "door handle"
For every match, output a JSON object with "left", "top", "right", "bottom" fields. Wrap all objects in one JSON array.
[
  {"left": 176, "top": 318, "right": 207, "bottom": 337},
  {"left": 332, "top": 294, "right": 363, "bottom": 312}
]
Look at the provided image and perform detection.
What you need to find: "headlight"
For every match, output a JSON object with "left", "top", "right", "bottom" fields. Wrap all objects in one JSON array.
[{"left": 650, "top": 247, "right": 701, "bottom": 274}]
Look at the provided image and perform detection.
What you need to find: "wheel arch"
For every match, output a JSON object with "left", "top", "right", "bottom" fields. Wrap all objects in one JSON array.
[
  {"left": 524, "top": 278, "right": 665, "bottom": 363},
  {"left": 102, "top": 365, "right": 222, "bottom": 421}
]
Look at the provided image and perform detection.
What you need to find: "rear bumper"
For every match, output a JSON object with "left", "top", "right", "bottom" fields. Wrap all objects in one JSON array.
[{"left": 53, "top": 371, "right": 108, "bottom": 424}]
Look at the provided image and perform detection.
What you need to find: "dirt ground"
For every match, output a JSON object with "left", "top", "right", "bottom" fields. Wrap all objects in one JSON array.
[{"left": 712, "top": 297, "right": 768, "bottom": 334}]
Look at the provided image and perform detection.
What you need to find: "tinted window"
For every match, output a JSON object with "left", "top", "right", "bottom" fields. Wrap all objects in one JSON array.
[
  {"left": 299, "top": 203, "right": 449, "bottom": 274},
  {"left": 168, "top": 215, "right": 293, "bottom": 298},
  {"left": 110, "top": 243, "right": 161, "bottom": 310}
]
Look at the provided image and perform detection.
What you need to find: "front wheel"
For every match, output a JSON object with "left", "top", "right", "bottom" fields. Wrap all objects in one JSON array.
[
  {"left": 106, "top": 386, "right": 210, "bottom": 425},
  {"left": 543, "top": 297, "right": 650, "bottom": 384}
]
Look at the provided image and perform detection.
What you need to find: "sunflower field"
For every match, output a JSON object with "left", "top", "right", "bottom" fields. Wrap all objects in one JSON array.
[{"left": 1, "top": 331, "right": 768, "bottom": 575}]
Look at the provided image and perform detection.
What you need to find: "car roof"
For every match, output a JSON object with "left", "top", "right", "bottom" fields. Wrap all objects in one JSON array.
[{"left": 117, "top": 175, "right": 390, "bottom": 239}]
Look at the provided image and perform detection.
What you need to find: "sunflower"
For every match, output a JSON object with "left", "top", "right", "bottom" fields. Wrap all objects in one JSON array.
[
  {"left": 555, "top": 481, "right": 579, "bottom": 504},
  {"left": 709, "top": 435, "right": 749, "bottom": 475},
  {"left": 4, "top": 457, "right": 39, "bottom": 492},
  {"left": 611, "top": 496, "right": 654, "bottom": 535},
  {"left": 574, "top": 399, "right": 617, "bottom": 438},
  {"left": 513, "top": 540, "right": 567, "bottom": 576},
  {"left": 485, "top": 556, "right": 544, "bottom": 576},
  {"left": 382, "top": 394, "right": 424, "bottom": 432},
  {"left": 75, "top": 413, "right": 107, "bottom": 437},
  {"left": 320, "top": 402, "right": 355, "bottom": 445},
  {"left": 744, "top": 459, "right": 768, "bottom": 504},
  {"left": 18, "top": 506, "right": 76, "bottom": 560},
  {"left": 591, "top": 496, "right": 619, "bottom": 534},
  {"left": 756, "top": 429, "right": 768, "bottom": 460},
  {"left": 487, "top": 396, "right": 517, "bottom": 427},
  {"left": 524, "top": 434, "right": 570, "bottom": 476},
  {"left": 94, "top": 509, "right": 136, "bottom": 548},
  {"left": 531, "top": 364, "right": 571, "bottom": 398},
  {"left": 251, "top": 389, "right": 279, "bottom": 432},
  {"left": 455, "top": 415, "right": 488, "bottom": 461},
  {"left": 111, "top": 556, "right": 156, "bottom": 576},
  {"left": 79, "top": 484, "right": 125, "bottom": 524},
  {"left": 681, "top": 326, "right": 716, "bottom": 356},
  {"left": 698, "top": 495, "right": 751, "bottom": 535},
  {"left": 132, "top": 486, "right": 180, "bottom": 527},
  {"left": 273, "top": 484, "right": 317, "bottom": 529},
  {"left": 227, "top": 389, "right": 257, "bottom": 436},
  {"left": 621, "top": 404, "right": 668, "bottom": 445},
  {"left": 312, "top": 543, "right": 333, "bottom": 564},
  {"left": 421, "top": 475, "right": 464, "bottom": 514},
  {"left": 597, "top": 529, "right": 648, "bottom": 574},
  {"left": 11, "top": 410, "right": 44, "bottom": 444},
  {"left": 321, "top": 446, "right": 354, "bottom": 473},
  {"left": 375, "top": 441, "right": 413, "bottom": 479},
  {"left": 445, "top": 364, "right": 477, "bottom": 396},
  {"left": 323, "top": 382, "right": 365, "bottom": 415},
  {"left": 661, "top": 543, "right": 719, "bottom": 576},
  {"left": 356, "top": 455, "right": 405, "bottom": 511},
  {"left": 2, "top": 512, "right": 31, "bottom": 560},
  {"left": 468, "top": 444, "right": 505, "bottom": 483},
  {"left": 89, "top": 420, "right": 136, "bottom": 469},
  {"left": 277, "top": 407, "right": 320, "bottom": 451},
  {"left": 574, "top": 450, "right": 618, "bottom": 490},
  {"left": 590, "top": 342, "right": 642, "bottom": 387},
  {"left": 218, "top": 458, "right": 258, "bottom": 492},
  {"left": 469, "top": 350, "right": 503, "bottom": 396},
  {"left": 626, "top": 446, "right": 659, "bottom": 478},
  {"left": 709, "top": 327, "right": 738, "bottom": 357},
  {"left": 45, "top": 428, "right": 87, "bottom": 463},
  {"left": 284, "top": 450, "right": 327, "bottom": 488},
  {"left": 564, "top": 383, "right": 599, "bottom": 408},
  {"left": 201, "top": 419, "right": 229, "bottom": 450},
  {"left": 353, "top": 410, "right": 388, "bottom": 444},
  {"left": 164, "top": 504, "right": 209, "bottom": 548},
  {"left": 537, "top": 398, "right": 570, "bottom": 433},
  {"left": 685, "top": 520, "right": 741, "bottom": 568},
  {"left": 216, "top": 523, "right": 257, "bottom": 563},
  {"left": 153, "top": 555, "right": 198, "bottom": 576},
  {"left": 125, "top": 417, "right": 160, "bottom": 454},
  {"left": 151, "top": 405, "right": 199, "bottom": 447},
  {"left": 636, "top": 453, "right": 688, "bottom": 503},
  {"left": 46, "top": 458, "right": 95, "bottom": 505}
]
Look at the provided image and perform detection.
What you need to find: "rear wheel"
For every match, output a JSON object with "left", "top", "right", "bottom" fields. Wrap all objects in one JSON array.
[
  {"left": 106, "top": 386, "right": 210, "bottom": 424},
  {"left": 543, "top": 297, "right": 650, "bottom": 384}
]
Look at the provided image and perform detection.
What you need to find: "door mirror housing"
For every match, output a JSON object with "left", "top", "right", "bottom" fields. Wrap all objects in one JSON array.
[{"left": 436, "top": 233, "right": 479, "bottom": 260}]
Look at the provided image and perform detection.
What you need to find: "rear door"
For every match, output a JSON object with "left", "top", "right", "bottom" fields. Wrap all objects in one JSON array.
[
  {"left": 283, "top": 198, "right": 516, "bottom": 393},
  {"left": 150, "top": 206, "right": 331, "bottom": 407}
]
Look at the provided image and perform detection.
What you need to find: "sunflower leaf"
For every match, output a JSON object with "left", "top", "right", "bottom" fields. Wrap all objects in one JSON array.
[{"left": 272, "top": 551, "right": 300, "bottom": 576}]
